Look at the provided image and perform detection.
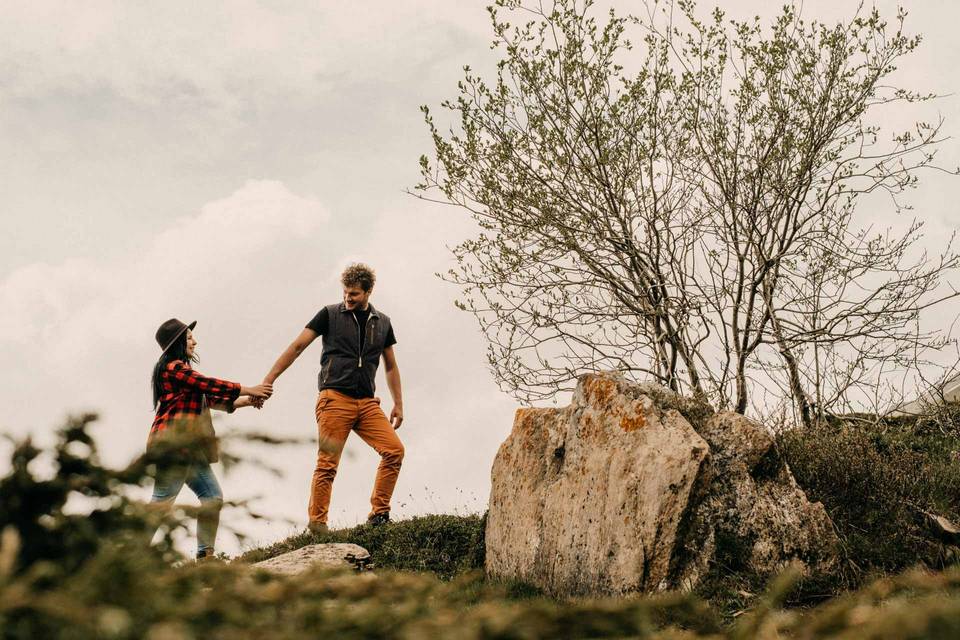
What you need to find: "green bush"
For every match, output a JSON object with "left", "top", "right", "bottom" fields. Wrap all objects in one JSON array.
[
  {"left": 779, "top": 412, "right": 960, "bottom": 581},
  {"left": 239, "top": 513, "right": 487, "bottom": 579}
]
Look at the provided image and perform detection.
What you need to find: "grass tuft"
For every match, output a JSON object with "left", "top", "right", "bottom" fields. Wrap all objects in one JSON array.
[{"left": 238, "top": 513, "right": 487, "bottom": 580}]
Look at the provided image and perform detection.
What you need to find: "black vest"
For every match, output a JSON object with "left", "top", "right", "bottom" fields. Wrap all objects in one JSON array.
[{"left": 318, "top": 303, "right": 392, "bottom": 396}]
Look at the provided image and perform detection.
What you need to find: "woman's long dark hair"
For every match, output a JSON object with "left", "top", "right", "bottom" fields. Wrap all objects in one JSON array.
[{"left": 151, "top": 332, "right": 195, "bottom": 409}]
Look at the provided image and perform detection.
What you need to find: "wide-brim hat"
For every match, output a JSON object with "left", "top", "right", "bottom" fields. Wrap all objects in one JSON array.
[{"left": 155, "top": 318, "right": 196, "bottom": 354}]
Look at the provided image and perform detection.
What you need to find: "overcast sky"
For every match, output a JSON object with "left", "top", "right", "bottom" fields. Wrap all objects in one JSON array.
[{"left": 2, "top": 1, "right": 959, "bottom": 555}]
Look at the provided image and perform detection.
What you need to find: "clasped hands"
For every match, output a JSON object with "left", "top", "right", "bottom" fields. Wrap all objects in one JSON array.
[
  {"left": 249, "top": 382, "right": 270, "bottom": 409},
  {"left": 233, "top": 382, "right": 272, "bottom": 410}
]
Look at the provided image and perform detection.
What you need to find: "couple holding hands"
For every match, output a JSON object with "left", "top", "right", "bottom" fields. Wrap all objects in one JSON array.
[{"left": 147, "top": 264, "right": 404, "bottom": 559}]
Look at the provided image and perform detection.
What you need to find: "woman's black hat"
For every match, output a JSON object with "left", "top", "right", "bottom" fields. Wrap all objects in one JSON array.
[{"left": 155, "top": 318, "right": 197, "bottom": 353}]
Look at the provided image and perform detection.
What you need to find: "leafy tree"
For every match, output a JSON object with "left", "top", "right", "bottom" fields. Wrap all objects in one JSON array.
[{"left": 418, "top": 0, "right": 958, "bottom": 422}]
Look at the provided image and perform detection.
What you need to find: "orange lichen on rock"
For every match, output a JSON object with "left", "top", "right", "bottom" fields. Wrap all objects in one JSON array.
[
  {"left": 619, "top": 412, "right": 646, "bottom": 432},
  {"left": 515, "top": 408, "right": 555, "bottom": 431},
  {"left": 578, "top": 414, "right": 605, "bottom": 439},
  {"left": 585, "top": 375, "right": 618, "bottom": 408}
]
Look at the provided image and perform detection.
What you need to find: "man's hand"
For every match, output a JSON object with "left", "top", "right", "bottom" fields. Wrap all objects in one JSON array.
[
  {"left": 390, "top": 404, "right": 404, "bottom": 430},
  {"left": 251, "top": 377, "right": 274, "bottom": 409},
  {"left": 234, "top": 397, "right": 254, "bottom": 410},
  {"left": 241, "top": 383, "right": 273, "bottom": 399},
  {"left": 382, "top": 346, "right": 403, "bottom": 430}
]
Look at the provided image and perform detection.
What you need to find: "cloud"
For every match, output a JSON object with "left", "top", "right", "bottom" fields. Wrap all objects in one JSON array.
[
  {"left": 1, "top": 180, "right": 325, "bottom": 354},
  {"left": 0, "top": 1, "right": 487, "bottom": 115},
  {"left": 0, "top": 178, "right": 519, "bottom": 555},
  {"left": 0, "top": 180, "right": 328, "bottom": 441}
]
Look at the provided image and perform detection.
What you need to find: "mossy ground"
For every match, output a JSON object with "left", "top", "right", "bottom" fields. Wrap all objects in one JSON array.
[
  {"left": 238, "top": 513, "right": 488, "bottom": 580},
  {"left": 5, "top": 412, "right": 960, "bottom": 638}
]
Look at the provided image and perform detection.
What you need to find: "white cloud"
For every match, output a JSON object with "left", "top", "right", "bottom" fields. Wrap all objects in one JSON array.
[
  {"left": 0, "top": 179, "right": 333, "bottom": 479},
  {"left": 0, "top": 180, "right": 326, "bottom": 364},
  {"left": 0, "top": 178, "right": 518, "bottom": 555},
  {"left": 0, "top": 1, "right": 487, "bottom": 113}
]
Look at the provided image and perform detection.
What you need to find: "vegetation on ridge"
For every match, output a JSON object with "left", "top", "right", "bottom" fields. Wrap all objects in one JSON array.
[
  {"left": 238, "top": 513, "right": 487, "bottom": 580},
  {"left": 4, "top": 414, "right": 960, "bottom": 639}
]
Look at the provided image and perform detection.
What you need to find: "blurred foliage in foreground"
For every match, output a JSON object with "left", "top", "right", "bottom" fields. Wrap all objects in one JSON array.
[
  {"left": 4, "top": 530, "right": 960, "bottom": 638},
  {"left": 3, "top": 414, "right": 960, "bottom": 638},
  {"left": 0, "top": 414, "right": 178, "bottom": 578}
]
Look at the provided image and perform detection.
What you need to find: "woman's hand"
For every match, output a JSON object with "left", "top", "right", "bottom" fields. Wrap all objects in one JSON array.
[
  {"left": 233, "top": 397, "right": 258, "bottom": 410},
  {"left": 241, "top": 383, "right": 273, "bottom": 399}
]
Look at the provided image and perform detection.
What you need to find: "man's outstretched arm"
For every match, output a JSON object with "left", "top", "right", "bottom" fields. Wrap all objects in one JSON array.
[
  {"left": 264, "top": 328, "right": 319, "bottom": 385},
  {"left": 382, "top": 345, "right": 403, "bottom": 429}
]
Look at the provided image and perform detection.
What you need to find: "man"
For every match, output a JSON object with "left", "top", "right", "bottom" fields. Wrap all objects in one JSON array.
[{"left": 261, "top": 263, "right": 404, "bottom": 532}]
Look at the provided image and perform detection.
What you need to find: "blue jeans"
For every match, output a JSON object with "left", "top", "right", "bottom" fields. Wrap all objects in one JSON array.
[{"left": 150, "top": 461, "right": 223, "bottom": 556}]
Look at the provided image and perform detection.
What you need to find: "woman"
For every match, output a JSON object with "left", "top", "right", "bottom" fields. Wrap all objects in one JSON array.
[{"left": 148, "top": 318, "right": 272, "bottom": 560}]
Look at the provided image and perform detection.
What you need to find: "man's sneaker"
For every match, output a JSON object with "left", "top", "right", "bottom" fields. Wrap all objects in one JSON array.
[
  {"left": 367, "top": 512, "right": 391, "bottom": 527},
  {"left": 308, "top": 521, "right": 328, "bottom": 534}
]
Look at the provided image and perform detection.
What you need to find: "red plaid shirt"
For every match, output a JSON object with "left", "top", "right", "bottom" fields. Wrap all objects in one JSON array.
[{"left": 150, "top": 360, "right": 241, "bottom": 435}]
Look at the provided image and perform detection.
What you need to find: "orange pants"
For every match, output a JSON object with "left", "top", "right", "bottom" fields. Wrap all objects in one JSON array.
[{"left": 308, "top": 389, "right": 405, "bottom": 525}]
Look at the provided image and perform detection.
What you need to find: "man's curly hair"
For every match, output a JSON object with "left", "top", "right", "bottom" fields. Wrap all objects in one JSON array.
[{"left": 341, "top": 263, "right": 376, "bottom": 292}]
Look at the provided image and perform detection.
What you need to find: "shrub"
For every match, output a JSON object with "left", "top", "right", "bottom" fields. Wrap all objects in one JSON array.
[
  {"left": 239, "top": 513, "right": 487, "bottom": 579},
  {"left": 779, "top": 413, "right": 960, "bottom": 581}
]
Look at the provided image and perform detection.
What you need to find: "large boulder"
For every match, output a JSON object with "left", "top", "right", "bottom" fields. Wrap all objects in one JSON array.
[{"left": 485, "top": 373, "right": 838, "bottom": 596}]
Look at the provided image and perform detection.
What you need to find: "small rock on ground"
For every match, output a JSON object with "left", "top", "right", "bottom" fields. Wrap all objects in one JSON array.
[{"left": 253, "top": 543, "right": 370, "bottom": 576}]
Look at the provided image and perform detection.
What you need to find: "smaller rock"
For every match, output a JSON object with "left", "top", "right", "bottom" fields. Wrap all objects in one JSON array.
[
  {"left": 698, "top": 411, "right": 775, "bottom": 471},
  {"left": 922, "top": 510, "right": 960, "bottom": 545},
  {"left": 253, "top": 543, "right": 371, "bottom": 576}
]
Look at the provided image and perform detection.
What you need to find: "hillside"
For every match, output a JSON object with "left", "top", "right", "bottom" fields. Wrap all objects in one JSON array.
[{"left": 3, "top": 412, "right": 960, "bottom": 638}]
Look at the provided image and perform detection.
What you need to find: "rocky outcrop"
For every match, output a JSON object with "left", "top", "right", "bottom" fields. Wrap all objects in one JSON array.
[
  {"left": 485, "top": 373, "right": 838, "bottom": 596},
  {"left": 253, "top": 543, "right": 371, "bottom": 576}
]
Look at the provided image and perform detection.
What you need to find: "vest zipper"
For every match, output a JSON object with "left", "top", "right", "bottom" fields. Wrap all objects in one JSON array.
[{"left": 352, "top": 312, "right": 362, "bottom": 368}]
